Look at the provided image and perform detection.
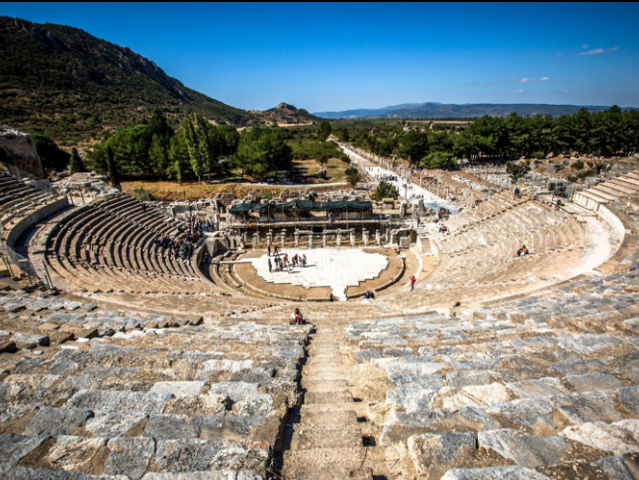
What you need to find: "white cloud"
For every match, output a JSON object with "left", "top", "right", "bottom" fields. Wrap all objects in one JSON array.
[
  {"left": 515, "top": 89, "right": 525, "bottom": 94},
  {"left": 581, "top": 44, "right": 589, "bottom": 49},
  {"left": 511, "top": 77, "right": 550, "bottom": 83},
  {"left": 577, "top": 46, "right": 619, "bottom": 56}
]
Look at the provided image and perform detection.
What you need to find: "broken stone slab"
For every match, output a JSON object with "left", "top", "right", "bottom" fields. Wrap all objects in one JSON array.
[
  {"left": 355, "top": 349, "right": 383, "bottom": 364},
  {"left": 549, "top": 391, "right": 623, "bottom": 424},
  {"left": 149, "top": 381, "right": 206, "bottom": 397},
  {"left": 594, "top": 455, "right": 635, "bottom": 480},
  {"left": 388, "top": 372, "right": 444, "bottom": 390},
  {"left": 3, "top": 374, "right": 62, "bottom": 402},
  {"left": 565, "top": 372, "right": 624, "bottom": 393},
  {"left": 143, "top": 414, "right": 200, "bottom": 440},
  {"left": 488, "top": 398, "right": 556, "bottom": 430},
  {"left": 45, "top": 435, "right": 107, "bottom": 471},
  {"left": 12, "top": 357, "right": 45, "bottom": 374},
  {"left": 23, "top": 406, "right": 93, "bottom": 436},
  {"left": 436, "top": 383, "right": 512, "bottom": 410},
  {"left": 10, "top": 333, "right": 49, "bottom": 349},
  {"left": 0, "top": 403, "right": 37, "bottom": 423},
  {"left": 85, "top": 410, "right": 149, "bottom": 438},
  {"left": 236, "top": 394, "right": 274, "bottom": 417},
  {"left": 446, "top": 371, "right": 491, "bottom": 388},
  {"left": 378, "top": 360, "right": 443, "bottom": 376},
  {"left": 154, "top": 439, "right": 268, "bottom": 473},
  {"left": 105, "top": 437, "right": 155, "bottom": 480},
  {"left": 59, "top": 324, "right": 100, "bottom": 340},
  {"left": 618, "top": 385, "right": 639, "bottom": 416},
  {"left": 380, "top": 406, "right": 499, "bottom": 446},
  {"left": 387, "top": 386, "right": 437, "bottom": 413},
  {"left": 441, "top": 466, "right": 551, "bottom": 480},
  {"left": 407, "top": 431, "right": 476, "bottom": 479},
  {"left": 163, "top": 394, "right": 232, "bottom": 416},
  {"left": 198, "top": 360, "right": 254, "bottom": 379},
  {"left": 551, "top": 358, "right": 609, "bottom": 375},
  {"left": 560, "top": 420, "right": 639, "bottom": 454},
  {"left": 48, "top": 359, "right": 79, "bottom": 376},
  {"left": 0, "top": 433, "right": 49, "bottom": 466},
  {"left": 67, "top": 389, "right": 173, "bottom": 415},
  {"left": 208, "top": 382, "right": 259, "bottom": 403},
  {"left": 478, "top": 429, "right": 569, "bottom": 469},
  {"left": 506, "top": 377, "right": 567, "bottom": 398},
  {"left": 555, "top": 333, "right": 624, "bottom": 355}
]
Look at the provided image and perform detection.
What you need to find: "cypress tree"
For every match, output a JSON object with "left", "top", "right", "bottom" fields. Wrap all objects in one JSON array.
[
  {"left": 69, "top": 147, "right": 84, "bottom": 175},
  {"left": 106, "top": 145, "right": 121, "bottom": 190}
]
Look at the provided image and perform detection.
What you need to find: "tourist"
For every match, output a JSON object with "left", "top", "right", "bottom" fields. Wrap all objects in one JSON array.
[
  {"left": 301, "top": 254, "right": 307, "bottom": 267},
  {"left": 291, "top": 308, "right": 303, "bottom": 325},
  {"left": 410, "top": 275, "right": 416, "bottom": 291},
  {"left": 268, "top": 258, "right": 272, "bottom": 273},
  {"left": 365, "top": 291, "right": 370, "bottom": 299},
  {"left": 514, "top": 187, "right": 520, "bottom": 199},
  {"left": 274, "top": 245, "right": 279, "bottom": 256},
  {"left": 267, "top": 244, "right": 271, "bottom": 256}
]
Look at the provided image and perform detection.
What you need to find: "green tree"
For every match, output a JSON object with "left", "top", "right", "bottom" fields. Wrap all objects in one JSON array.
[
  {"left": 398, "top": 130, "right": 429, "bottom": 164},
  {"left": 182, "top": 115, "right": 204, "bottom": 182},
  {"left": 372, "top": 180, "right": 399, "bottom": 200},
  {"left": 345, "top": 166, "right": 362, "bottom": 189},
  {"left": 106, "top": 145, "right": 121, "bottom": 189},
  {"left": 506, "top": 160, "right": 530, "bottom": 183},
  {"left": 232, "top": 127, "right": 293, "bottom": 179},
  {"left": 422, "top": 151, "right": 457, "bottom": 169},
  {"left": 317, "top": 121, "right": 333, "bottom": 141},
  {"left": 32, "top": 134, "right": 70, "bottom": 174},
  {"left": 69, "top": 147, "right": 84, "bottom": 175}
]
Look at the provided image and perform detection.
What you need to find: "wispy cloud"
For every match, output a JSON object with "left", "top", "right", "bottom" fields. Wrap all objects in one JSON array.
[
  {"left": 577, "top": 46, "right": 619, "bottom": 56},
  {"left": 581, "top": 44, "right": 589, "bottom": 49},
  {"left": 485, "top": 82, "right": 496, "bottom": 87},
  {"left": 511, "top": 77, "right": 550, "bottom": 83},
  {"left": 515, "top": 89, "right": 525, "bottom": 94}
]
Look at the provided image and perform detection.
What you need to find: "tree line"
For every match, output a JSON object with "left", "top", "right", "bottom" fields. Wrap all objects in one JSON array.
[
  {"left": 334, "top": 107, "right": 639, "bottom": 168},
  {"left": 85, "top": 110, "right": 292, "bottom": 183}
]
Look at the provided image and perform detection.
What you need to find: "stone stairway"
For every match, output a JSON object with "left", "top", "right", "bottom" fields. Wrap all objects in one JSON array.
[{"left": 281, "top": 325, "right": 373, "bottom": 480}]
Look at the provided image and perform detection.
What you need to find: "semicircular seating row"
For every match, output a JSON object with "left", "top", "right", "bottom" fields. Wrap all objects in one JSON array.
[
  {"left": 44, "top": 194, "right": 212, "bottom": 295},
  {"left": 400, "top": 192, "right": 587, "bottom": 306}
]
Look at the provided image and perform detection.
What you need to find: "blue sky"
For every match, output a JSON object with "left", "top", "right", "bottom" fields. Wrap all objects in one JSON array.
[{"left": 2, "top": 2, "right": 638, "bottom": 112}]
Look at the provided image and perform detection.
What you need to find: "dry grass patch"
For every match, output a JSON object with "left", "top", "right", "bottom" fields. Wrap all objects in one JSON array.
[{"left": 122, "top": 181, "right": 284, "bottom": 202}]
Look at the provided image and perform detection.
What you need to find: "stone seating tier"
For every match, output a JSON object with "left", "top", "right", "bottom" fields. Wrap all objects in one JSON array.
[{"left": 0, "top": 288, "right": 312, "bottom": 479}]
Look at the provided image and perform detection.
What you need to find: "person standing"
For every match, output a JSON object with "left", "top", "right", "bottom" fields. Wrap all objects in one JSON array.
[
  {"left": 268, "top": 258, "right": 272, "bottom": 273},
  {"left": 267, "top": 244, "right": 271, "bottom": 256},
  {"left": 410, "top": 275, "right": 416, "bottom": 291}
]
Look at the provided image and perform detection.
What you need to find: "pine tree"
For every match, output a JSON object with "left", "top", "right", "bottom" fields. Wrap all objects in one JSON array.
[
  {"left": 69, "top": 147, "right": 84, "bottom": 175},
  {"left": 182, "top": 115, "right": 203, "bottom": 182},
  {"left": 106, "top": 145, "right": 121, "bottom": 190}
]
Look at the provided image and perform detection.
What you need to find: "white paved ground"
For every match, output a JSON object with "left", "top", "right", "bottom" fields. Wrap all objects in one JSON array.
[{"left": 248, "top": 248, "right": 388, "bottom": 301}]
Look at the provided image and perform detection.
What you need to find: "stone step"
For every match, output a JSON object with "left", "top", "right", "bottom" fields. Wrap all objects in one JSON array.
[
  {"left": 305, "top": 391, "right": 354, "bottom": 404},
  {"left": 303, "top": 371, "right": 353, "bottom": 382},
  {"left": 298, "top": 409, "right": 358, "bottom": 428},
  {"left": 302, "top": 379, "right": 350, "bottom": 392},
  {"left": 290, "top": 423, "right": 363, "bottom": 450},
  {"left": 282, "top": 447, "right": 371, "bottom": 480}
]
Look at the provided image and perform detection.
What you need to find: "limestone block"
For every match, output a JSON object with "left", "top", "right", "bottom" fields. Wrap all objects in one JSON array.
[
  {"left": 143, "top": 414, "right": 200, "bottom": 440},
  {"left": 594, "top": 455, "right": 635, "bottom": 480},
  {"left": 478, "top": 429, "right": 569, "bottom": 469},
  {"left": 24, "top": 406, "right": 93, "bottom": 436},
  {"left": 565, "top": 372, "right": 623, "bottom": 393},
  {"left": 67, "top": 389, "right": 173, "bottom": 415},
  {"left": 506, "top": 377, "right": 567, "bottom": 398},
  {"left": 0, "top": 433, "right": 49, "bottom": 466},
  {"left": 10, "top": 333, "right": 49, "bottom": 349},
  {"left": 149, "top": 381, "right": 206, "bottom": 397},
  {"left": 208, "top": 382, "right": 259, "bottom": 403},
  {"left": 549, "top": 391, "right": 623, "bottom": 424},
  {"left": 560, "top": 420, "right": 639, "bottom": 454},
  {"left": 105, "top": 437, "right": 155, "bottom": 480},
  {"left": 447, "top": 371, "right": 491, "bottom": 388},
  {"left": 618, "top": 386, "right": 639, "bottom": 416},
  {"left": 85, "top": 410, "right": 149, "bottom": 438},
  {"left": 45, "top": 435, "right": 107, "bottom": 471},
  {"left": 488, "top": 398, "right": 555, "bottom": 430},
  {"left": 408, "top": 431, "right": 476, "bottom": 479}
]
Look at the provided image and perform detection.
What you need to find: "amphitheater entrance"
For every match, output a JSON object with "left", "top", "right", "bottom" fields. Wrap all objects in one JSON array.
[{"left": 233, "top": 247, "right": 406, "bottom": 301}]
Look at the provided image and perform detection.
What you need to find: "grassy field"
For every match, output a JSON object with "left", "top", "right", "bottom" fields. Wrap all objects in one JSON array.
[
  {"left": 122, "top": 181, "right": 284, "bottom": 202},
  {"left": 291, "top": 157, "right": 352, "bottom": 183}
]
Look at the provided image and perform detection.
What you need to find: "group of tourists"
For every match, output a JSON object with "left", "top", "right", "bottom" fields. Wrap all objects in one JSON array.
[
  {"left": 267, "top": 248, "right": 307, "bottom": 273},
  {"left": 516, "top": 244, "right": 529, "bottom": 257}
]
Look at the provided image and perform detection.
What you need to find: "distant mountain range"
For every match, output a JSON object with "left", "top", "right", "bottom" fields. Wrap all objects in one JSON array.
[
  {"left": 0, "top": 17, "right": 320, "bottom": 146},
  {"left": 314, "top": 102, "right": 637, "bottom": 119}
]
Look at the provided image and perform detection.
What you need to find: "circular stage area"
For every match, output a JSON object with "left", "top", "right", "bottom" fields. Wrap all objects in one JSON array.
[{"left": 234, "top": 248, "right": 404, "bottom": 301}]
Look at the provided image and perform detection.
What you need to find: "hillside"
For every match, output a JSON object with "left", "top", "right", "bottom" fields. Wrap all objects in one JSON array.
[
  {"left": 0, "top": 17, "right": 261, "bottom": 146},
  {"left": 251, "top": 103, "right": 322, "bottom": 126},
  {"left": 315, "top": 101, "right": 637, "bottom": 119}
]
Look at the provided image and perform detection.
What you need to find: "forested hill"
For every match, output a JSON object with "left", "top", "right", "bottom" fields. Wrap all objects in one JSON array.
[{"left": 0, "top": 16, "right": 259, "bottom": 146}]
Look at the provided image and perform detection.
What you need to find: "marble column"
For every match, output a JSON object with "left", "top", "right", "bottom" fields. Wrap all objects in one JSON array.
[{"left": 308, "top": 234, "right": 313, "bottom": 248}]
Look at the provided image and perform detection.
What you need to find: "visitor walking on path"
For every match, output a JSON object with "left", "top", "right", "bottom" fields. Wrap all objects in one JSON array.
[
  {"left": 268, "top": 258, "right": 272, "bottom": 273},
  {"left": 410, "top": 275, "right": 416, "bottom": 291},
  {"left": 274, "top": 245, "right": 279, "bottom": 256},
  {"left": 267, "top": 245, "right": 271, "bottom": 256}
]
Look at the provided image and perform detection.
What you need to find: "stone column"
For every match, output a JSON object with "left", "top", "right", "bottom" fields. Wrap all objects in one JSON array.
[
  {"left": 256, "top": 230, "right": 261, "bottom": 245},
  {"left": 294, "top": 232, "right": 300, "bottom": 248},
  {"left": 266, "top": 233, "right": 272, "bottom": 248},
  {"left": 322, "top": 233, "right": 327, "bottom": 248},
  {"left": 336, "top": 233, "right": 342, "bottom": 247},
  {"left": 308, "top": 234, "right": 313, "bottom": 248},
  {"left": 280, "top": 232, "right": 286, "bottom": 248},
  {"left": 350, "top": 231, "right": 356, "bottom": 247},
  {"left": 242, "top": 232, "right": 248, "bottom": 245},
  {"left": 375, "top": 230, "right": 381, "bottom": 246},
  {"left": 252, "top": 234, "right": 257, "bottom": 250},
  {"left": 363, "top": 231, "right": 369, "bottom": 247}
]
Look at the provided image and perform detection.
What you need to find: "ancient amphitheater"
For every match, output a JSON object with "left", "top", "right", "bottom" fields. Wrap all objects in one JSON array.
[{"left": 1, "top": 160, "right": 639, "bottom": 480}]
